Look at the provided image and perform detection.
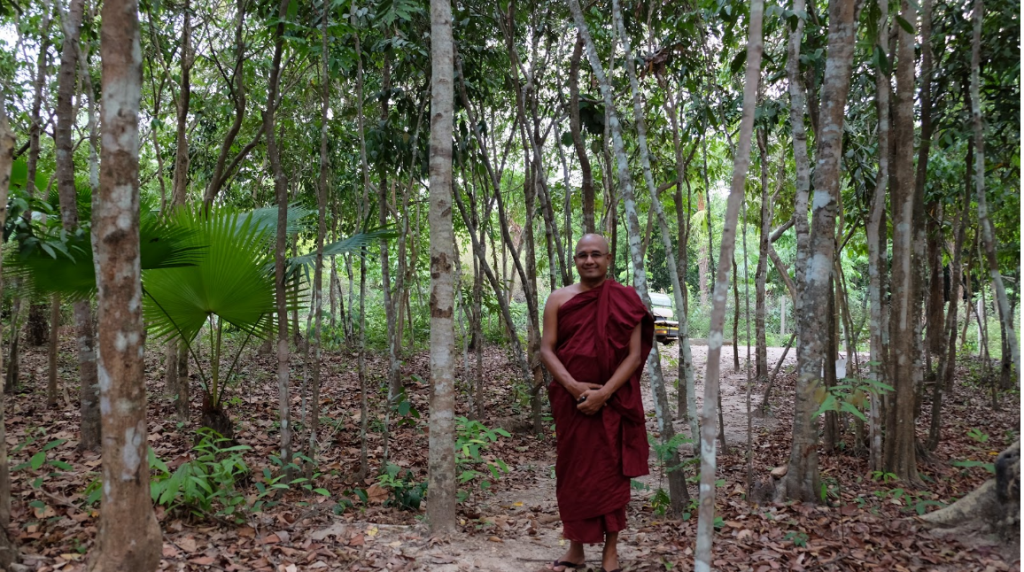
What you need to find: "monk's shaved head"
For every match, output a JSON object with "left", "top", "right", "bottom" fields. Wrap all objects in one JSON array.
[{"left": 575, "top": 233, "right": 609, "bottom": 254}]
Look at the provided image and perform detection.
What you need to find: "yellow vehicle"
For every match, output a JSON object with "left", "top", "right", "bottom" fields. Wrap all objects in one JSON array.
[{"left": 649, "top": 292, "right": 679, "bottom": 345}]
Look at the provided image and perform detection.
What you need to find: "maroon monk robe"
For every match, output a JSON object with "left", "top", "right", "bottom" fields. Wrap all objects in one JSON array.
[{"left": 548, "top": 280, "right": 653, "bottom": 543}]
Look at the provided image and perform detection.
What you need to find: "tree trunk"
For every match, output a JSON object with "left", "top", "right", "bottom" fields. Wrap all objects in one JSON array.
[
  {"left": 883, "top": 0, "right": 921, "bottom": 483},
  {"left": 266, "top": 0, "right": 292, "bottom": 474},
  {"left": 687, "top": 0, "right": 762, "bottom": 563},
  {"left": 0, "top": 93, "right": 20, "bottom": 572},
  {"left": 610, "top": 0, "right": 689, "bottom": 513},
  {"left": 928, "top": 173, "right": 969, "bottom": 451},
  {"left": 755, "top": 129, "right": 770, "bottom": 383},
  {"left": 971, "top": 0, "right": 1020, "bottom": 378},
  {"left": 568, "top": 34, "right": 594, "bottom": 234},
  {"left": 427, "top": 0, "right": 456, "bottom": 534},
  {"left": 308, "top": 0, "right": 330, "bottom": 466},
  {"left": 55, "top": 0, "right": 102, "bottom": 450},
  {"left": 88, "top": 0, "right": 162, "bottom": 566},
  {"left": 170, "top": 0, "right": 191, "bottom": 207},
  {"left": 47, "top": 294, "right": 60, "bottom": 407},
  {"left": 668, "top": 94, "right": 700, "bottom": 446},
  {"left": 782, "top": 0, "right": 858, "bottom": 502}
]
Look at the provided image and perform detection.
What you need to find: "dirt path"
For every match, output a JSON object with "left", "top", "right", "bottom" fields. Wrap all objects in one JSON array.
[{"left": 361, "top": 344, "right": 798, "bottom": 572}]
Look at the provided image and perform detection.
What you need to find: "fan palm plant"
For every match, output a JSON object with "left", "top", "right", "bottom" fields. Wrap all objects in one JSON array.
[{"left": 10, "top": 201, "right": 393, "bottom": 437}]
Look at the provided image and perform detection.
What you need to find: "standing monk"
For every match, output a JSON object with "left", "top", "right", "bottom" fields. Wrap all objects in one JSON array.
[{"left": 539, "top": 234, "right": 653, "bottom": 572}]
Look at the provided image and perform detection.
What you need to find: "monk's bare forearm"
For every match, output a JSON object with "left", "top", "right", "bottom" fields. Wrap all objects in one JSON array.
[
  {"left": 598, "top": 350, "right": 642, "bottom": 399},
  {"left": 539, "top": 347, "right": 579, "bottom": 391}
]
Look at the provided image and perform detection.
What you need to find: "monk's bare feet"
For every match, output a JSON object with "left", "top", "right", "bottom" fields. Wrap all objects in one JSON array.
[
  {"left": 600, "top": 532, "right": 620, "bottom": 572},
  {"left": 547, "top": 540, "right": 585, "bottom": 571}
]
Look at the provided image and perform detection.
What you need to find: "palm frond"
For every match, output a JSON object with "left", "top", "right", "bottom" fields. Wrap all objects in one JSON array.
[
  {"left": 143, "top": 206, "right": 279, "bottom": 345},
  {"left": 247, "top": 203, "right": 315, "bottom": 237},
  {"left": 286, "top": 228, "right": 399, "bottom": 275}
]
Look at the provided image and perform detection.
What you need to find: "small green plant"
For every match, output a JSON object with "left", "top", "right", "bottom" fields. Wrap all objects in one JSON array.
[
  {"left": 251, "top": 453, "right": 331, "bottom": 512},
  {"left": 649, "top": 433, "right": 692, "bottom": 475},
  {"left": 650, "top": 487, "right": 672, "bottom": 516},
  {"left": 149, "top": 428, "right": 251, "bottom": 522},
  {"left": 967, "top": 427, "right": 990, "bottom": 444},
  {"left": 11, "top": 438, "right": 72, "bottom": 491},
  {"left": 813, "top": 377, "right": 893, "bottom": 422},
  {"left": 377, "top": 463, "right": 427, "bottom": 511},
  {"left": 454, "top": 417, "right": 510, "bottom": 501},
  {"left": 870, "top": 471, "right": 898, "bottom": 484},
  {"left": 784, "top": 531, "right": 809, "bottom": 547}
]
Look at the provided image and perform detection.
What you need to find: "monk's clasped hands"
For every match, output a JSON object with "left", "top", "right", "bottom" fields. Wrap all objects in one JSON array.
[{"left": 576, "top": 386, "right": 609, "bottom": 416}]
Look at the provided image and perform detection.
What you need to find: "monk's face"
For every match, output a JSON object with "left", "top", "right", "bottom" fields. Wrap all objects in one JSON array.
[{"left": 574, "top": 235, "right": 611, "bottom": 281}]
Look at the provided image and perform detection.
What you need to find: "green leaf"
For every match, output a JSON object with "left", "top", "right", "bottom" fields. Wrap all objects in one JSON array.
[
  {"left": 47, "top": 460, "right": 73, "bottom": 471},
  {"left": 840, "top": 401, "right": 868, "bottom": 422},
  {"left": 30, "top": 452, "right": 46, "bottom": 471},
  {"left": 895, "top": 15, "right": 914, "bottom": 34}
]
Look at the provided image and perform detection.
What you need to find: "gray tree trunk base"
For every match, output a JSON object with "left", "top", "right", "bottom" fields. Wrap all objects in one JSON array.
[{"left": 918, "top": 441, "right": 1019, "bottom": 545}]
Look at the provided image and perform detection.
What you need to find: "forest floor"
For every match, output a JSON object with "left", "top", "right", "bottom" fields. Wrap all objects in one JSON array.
[{"left": 5, "top": 333, "right": 1020, "bottom": 572}]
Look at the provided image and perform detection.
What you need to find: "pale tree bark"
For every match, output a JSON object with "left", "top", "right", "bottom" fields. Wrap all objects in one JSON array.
[
  {"left": 426, "top": 0, "right": 456, "bottom": 534},
  {"left": 781, "top": 0, "right": 858, "bottom": 502},
  {"left": 56, "top": 0, "right": 102, "bottom": 451},
  {"left": 883, "top": 0, "right": 920, "bottom": 483},
  {"left": 610, "top": 0, "right": 688, "bottom": 514},
  {"left": 866, "top": 0, "right": 891, "bottom": 473},
  {"left": 668, "top": 91, "right": 700, "bottom": 447},
  {"left": 787, "top": 0, "right": 811, "bottom": 308},
  {"left": 307, "top": 0, "right": 329, "bottom": 466},
  {"left": 88, "top": 0, "right": 162, "bottom": 568},
  {"left": 971, "top": 0, "right": 1019, "bottom": 378},
  {"left": 266, "top": 0, "right": 292, "bottom": 473},
  {"left": 685, "top": 0, "right": 762, "bottom": 564},
  {"left": 0, "top": 94, "right": 19, "bottom": 572}
]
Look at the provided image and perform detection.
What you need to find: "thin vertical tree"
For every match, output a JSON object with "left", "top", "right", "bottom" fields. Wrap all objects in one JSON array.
[
  {"left": 866, "top": 0, "right": 891, "bottom": 473},
  {"left": 884, "top": 0, "right": 921, "bottom": 483},
  {"left": 0, "top": 94, "right": 18, "bottom": 572},
  {"left": 782, "top": 0, "right": 858, "bottom": 502},
  {"left": 266, "top": 0, "right": 293, "bottom": 474},
  {"left": 426, "top": 0, "right": 457, "bottom": 533},
  {"left": 88, "top": 0, "right": 162, "bottom": 567},
  {"left": 688, "top": 0, "right": 763, "bottom": 566},
  {"left": 970, "top": 0, "right": 1019, "bottom": 376},
  {"left": 610, "top": 0, "right": 689, "bottom": 514}
]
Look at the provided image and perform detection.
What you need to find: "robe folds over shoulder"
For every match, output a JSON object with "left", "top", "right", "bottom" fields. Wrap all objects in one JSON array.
[{"left": 548, "top": 280, "right": 653, "bottom": 538}]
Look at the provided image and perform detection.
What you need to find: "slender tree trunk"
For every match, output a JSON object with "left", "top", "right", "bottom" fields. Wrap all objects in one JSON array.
[
  {"left": 787, "top": 0, "right": 811, "bottom": 313},
  {"left": 668, "top": 94, "right": 700, "bottom": 445},
  {"left": 781, "top": 0, "right": 858, "bottom": 502},
  {"left": 427, "top": 0, "right": 456, "bottom": 534},
  {"left": 47, "top": 294, "right": 60, "bottom": 406},
  {"left": 971, "top": 0, "right": 1019, "bottom": 377},
  {"left": 266, "top": 0, "right": 292, "bottom": 475},
  {"left": 170, "top": 0, "right": 191, "bottom": 206},
  {"left": 55, "top": 0, "right": 102, "bottom": 449},
  {"left": 928, "top": 176, "right": 969, "bottom": 450},
  {"left": 866, "top": 0, "right": 891, "bottom": 471},
  {"left": 0, "top": 94, "right": 19, "bottom": 572},
  {"left": 883, "top": 0, "right": 921, "bottom": 483},
  {"left": 682, "top": 0, "right": 762, "bottom": 564},
  {"left": 568, "top": 34, "right": 594, "bottom": 234},
  {"left": 610, "top": 0, "right": 689, "bottom": 513},
  {"left": 307, "top": 0, "right": 330, "bottom": 466},
  {"left": 755, "top": 129, "right": 770, "bottom": 383},
  {"left": 88, "top": 0, "right": 162, "bottom": 566},
  {"left": 732, "top": 257, "right": 740, "bottom": 371}
]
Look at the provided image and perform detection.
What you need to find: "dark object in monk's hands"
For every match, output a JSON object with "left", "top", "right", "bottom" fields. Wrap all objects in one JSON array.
[{"left": 577, "top": 394, "right": 587, "bottom": 404}]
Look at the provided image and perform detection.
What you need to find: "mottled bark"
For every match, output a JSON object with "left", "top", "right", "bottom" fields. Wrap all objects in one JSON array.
[
  {"left": 610, "top": 0, "right": 688, "bottom": 513},
  {"left": 782, "top": 0, "right": 858, "bottom": 502},
  {"left": 55, "top": 0, "right": 102, "bottom": 450},
  {"left": 170, "top": 0, "right": 191, "bottom": 207},
  {"left": 266, "top": 0, "right": 292, "bottom": 473},
  {"left": 427, "top": 0, "right": 456, "bottom": 534},
  {"left": 866, "top": 0, "right": 891, "bottom": 473},
  {"left": 0, "top": 94, "right": 19, "bottom": 572},
  {"left": 883, "top": 0, "right": 920, "bottom": 483},
  {"left": 88, "top": 0, "right": 162, "bottom": 567}
]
